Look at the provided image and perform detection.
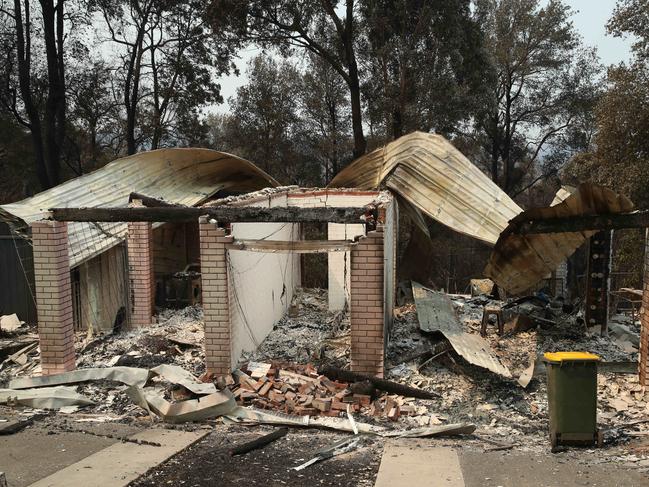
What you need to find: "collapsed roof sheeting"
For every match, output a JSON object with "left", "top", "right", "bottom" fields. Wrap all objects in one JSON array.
[
  {"left": 329, "top": 131, "right": 522, "bottom": 244},
  {"left": 0, "top": 149, "right": 278, "bottom": 268},
  {"left": 412, "top": 282, "right": 511, "bottom": 378},
  {"left": 484, "top": 183, "right": 634, "bottom": 294},
  {"left": 330, "top": 133, "right": 636, "bottom": 294}
]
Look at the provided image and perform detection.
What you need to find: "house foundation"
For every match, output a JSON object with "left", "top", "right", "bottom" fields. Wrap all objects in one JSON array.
[{"left": 31, "top": 221, "right": 76, "bottom": 375}]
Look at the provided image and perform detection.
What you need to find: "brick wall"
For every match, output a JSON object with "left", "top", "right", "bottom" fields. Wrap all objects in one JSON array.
[
  {"left": 32, "top": 221, "right": 76, "bottom": 375},
  {"left": 199, "top": 218, "right": 233, "bottom": 375},
  {"left": 127, "top": 222, "right": 154, "bottom": 327},
  {"left": 350, "top": 227, "right": 385, "bottom": 377},
  {"left": 640, "top": 234, "right": 649, "bottom": 386}
]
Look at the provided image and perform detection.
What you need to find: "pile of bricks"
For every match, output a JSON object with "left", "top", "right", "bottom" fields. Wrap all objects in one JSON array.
[{"left": 219, "top": 362, "right": 413, "bottom": 421}]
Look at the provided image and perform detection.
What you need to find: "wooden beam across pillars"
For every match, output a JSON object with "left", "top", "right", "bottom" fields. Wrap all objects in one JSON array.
[
  {"left": 49, "top": 205, "right": 374, "bottom": 224},
  {"left": 511, "top": 210, "right": 649, "bottom": 234}
]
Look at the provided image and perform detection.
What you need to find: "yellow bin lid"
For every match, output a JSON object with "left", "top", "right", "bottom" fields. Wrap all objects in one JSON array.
[{"left": 543, "top": 351, "right": 600, "bottom": 363}]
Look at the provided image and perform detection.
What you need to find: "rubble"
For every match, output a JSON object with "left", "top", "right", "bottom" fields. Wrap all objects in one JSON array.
[
  {"left": 0, "top": 286, "right": 645, "bottom": 478},
  {"left": 242, "top": 288, "right": 351, "bottom": 366},
  {"left": 0, "top": 314, "right": 24, "bottom": 332}
]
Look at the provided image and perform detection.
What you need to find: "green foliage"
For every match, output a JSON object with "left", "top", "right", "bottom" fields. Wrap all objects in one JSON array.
[
  {"left": 469, "top": 0, "right": 602, "bottom": 194},
  {"left": 360, "top": 0, "right": 489, "bottom": 140},
  {"left": 208, "top": 55, "right": 325, "bottom": 185},
  {"left": 608, "top": 0, "right": 649, "bottom": 60}
]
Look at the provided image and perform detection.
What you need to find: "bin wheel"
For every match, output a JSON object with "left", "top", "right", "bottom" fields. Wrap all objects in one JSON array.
[
  {"left": 550, "top": 432, "right": 558, "bottom": 448},
  {"left": 596, "top": 430, "right": 603, "bottom": 448}
]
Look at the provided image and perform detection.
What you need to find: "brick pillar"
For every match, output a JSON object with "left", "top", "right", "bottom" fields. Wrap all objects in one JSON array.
[
  {"left": 32, "top": 221, "right": 75, "bottom": 375},
  {"left": 127, "top": 221, "right": 154, "bottom": 327},
  {"left": 640, "top": 231, "right": 649, "bottom": 386},
  {"left": 350, "top": 228, "right": 385, "bottom": 377},
  {"left": 199, "top": 218, "right": 233, "bottom": 375}
]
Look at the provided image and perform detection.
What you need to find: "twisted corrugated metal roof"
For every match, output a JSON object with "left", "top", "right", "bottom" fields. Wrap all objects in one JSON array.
[
  {"left": 329, "top": 131, "right": 523, "bottom": 244},
  {"left": 485, "top": 183, "right": 634, "bottom": 294},
  {"left": 329, "top": 132, "right": 634, "bottom": 294},
  {"left": 0, "top": 149, "right": 278, "bottom": 267}
]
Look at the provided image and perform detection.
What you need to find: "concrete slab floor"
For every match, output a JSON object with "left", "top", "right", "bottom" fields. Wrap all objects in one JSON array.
[{"left": 0, "top": 423, "right": 142, "bottom": 487}]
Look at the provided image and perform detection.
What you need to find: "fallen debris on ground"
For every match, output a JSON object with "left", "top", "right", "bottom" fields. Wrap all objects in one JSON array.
[{"left": 228, "top": 427, "right": 288, "bottom": 456}]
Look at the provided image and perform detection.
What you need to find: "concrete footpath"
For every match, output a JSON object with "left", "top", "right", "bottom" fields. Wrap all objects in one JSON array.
[
  {"left": 374, "top": 440, "right": 464, "bottom": 487},
  {"left": 374, "top": 440, "right": 649, "bottom": 487},
  {"left": 29, "top": 429, "right": 207, "bottom": 487}
]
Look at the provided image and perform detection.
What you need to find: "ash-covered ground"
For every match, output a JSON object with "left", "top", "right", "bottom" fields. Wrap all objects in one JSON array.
[{"left": 1, "top": 287, "right": 648, "bottom": 475}]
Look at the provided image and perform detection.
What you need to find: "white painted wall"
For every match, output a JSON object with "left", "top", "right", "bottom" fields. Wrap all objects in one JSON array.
[
  {"left": 327, "top": 223, "right": 366, "bottom": 311},
  {"left": 228, "top": 191, "right": 300, "bottom": 367}
]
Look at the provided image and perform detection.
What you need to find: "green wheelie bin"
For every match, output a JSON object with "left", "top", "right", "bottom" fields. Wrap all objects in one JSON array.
[{"left": 543, "top": 352, "right": 602, "bottom": 448}]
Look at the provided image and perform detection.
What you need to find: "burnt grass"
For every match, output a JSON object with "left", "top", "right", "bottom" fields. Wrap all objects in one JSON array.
[{"left": 130, "top": 425, "right": 383, "bottom": 487}]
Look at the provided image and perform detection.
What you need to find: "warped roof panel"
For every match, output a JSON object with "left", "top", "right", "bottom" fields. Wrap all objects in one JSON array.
[
  {"left": 485, "top": 183, "right": 634, "bottom": 294},
  {"left": 0, "top": 149, "right": 278, "bottom": 267},
  {"left": 329, "top": 131, "right": 522, "bottom": 244},
  {"left": 330, "top": 132, "right": 635, "bottom": 294}
]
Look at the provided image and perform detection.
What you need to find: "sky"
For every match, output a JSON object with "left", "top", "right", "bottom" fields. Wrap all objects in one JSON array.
[
  {"left": 213, "top": 1, "right": 635, "bottom": 113},
  {"left": 560, "top": 0, "right": 635, "bottom": 65}
]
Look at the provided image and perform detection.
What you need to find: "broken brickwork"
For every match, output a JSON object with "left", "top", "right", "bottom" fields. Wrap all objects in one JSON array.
[
  {"left": 127, "top": 221, "right": 154, "bottom": 327},
  {"left": 199, "top": 217, "right": 233, "bottom": 375},
  {"left": 350, "top": 227, "right": 385, "bottom": 377},
  {"left": 31, "top": 221, "right": 76, "bottom": 375},
  {"left": 640, "top": 234, "right": 649, "bottom": 386}
]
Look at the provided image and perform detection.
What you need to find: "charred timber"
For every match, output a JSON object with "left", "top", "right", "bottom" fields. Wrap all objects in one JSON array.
[
  {"left": 49, "top": 206, "right": 376, "bottom": 225},
  {"left": 512, "top": 210, "right": 649, "bottom": 234},
  {"left": 229, "top": 427, "right": 288, "bottom": 456},
  {"left": 318, "top": 366, "right": 439, "bottom": 400},
  {"left": 128, "top": 192, "right": 178, "bottom": 208}
]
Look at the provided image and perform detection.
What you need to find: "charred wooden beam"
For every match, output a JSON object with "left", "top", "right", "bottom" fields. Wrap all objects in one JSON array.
[
  {"left": 48, "top": 206, "right": 373, "bottom": 224},
  {"left": 229, "top": 427, "right": 288, "bottom": 456},
  {"left": 585, "top": 230, "right": 612, "bottom": 336},
  {"left": 512, "top": 210, "right": 649, "bottom": 234},
  {"left": 318, "top": 366, "right": 440, "bottom": 399},
  {"left": 128, "top": 192, "right": 178, "bottom": 208}
]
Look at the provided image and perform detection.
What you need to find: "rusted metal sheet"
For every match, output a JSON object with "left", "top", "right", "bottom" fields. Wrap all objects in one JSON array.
[
  {"left": 485, "top": 184, "right": 634, "bottom": 294},
  {"left": 329, "top": 132, "right": 522, "bottom": 244},
  {"left": 0, "top": 149, "right": 278, "bottom": 267},
  {"left": 412, "top": 282, "right": 511, "bottom": 378}
]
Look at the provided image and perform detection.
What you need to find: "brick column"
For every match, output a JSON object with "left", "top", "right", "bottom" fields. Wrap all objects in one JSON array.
[
  {"left": 32, "top": 221, "right": 75, "bottom": 375},
  {"left": 640, "top": 231, "right": 649, "bottom": 386},
  {"left": 127, "top": 221, "right": 154, "bottom": 327},
  {"left": 350, "top": 228, "right": 385, "bottom": 377},
  {"left": 199, "top": 218, "right": 233, "bottom": 375}
]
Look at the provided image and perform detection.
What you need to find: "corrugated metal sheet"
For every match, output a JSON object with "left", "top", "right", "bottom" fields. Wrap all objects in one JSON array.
[
  {"left": 484, "top": 183, "right": 634, "bottom": 294},
  {"left": 0, "top": 149, "right": 278, "bottom": 267},
  {"left": 329, "top": 131, "right": 522, "bottom": 244},
  {"left": 412, "top": 282, "right": 511, "bottom": 377},
  {"left": 330, "top": 134, "right": 635, "bottom": 294}
]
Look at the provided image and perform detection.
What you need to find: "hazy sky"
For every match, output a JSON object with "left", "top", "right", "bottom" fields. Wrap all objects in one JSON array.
[
  {"left": 214, "top": 1, "right": 635, "bottom": 111},
  {"left": 561, "top": 0, "right": 634, "bottom": 65}
]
